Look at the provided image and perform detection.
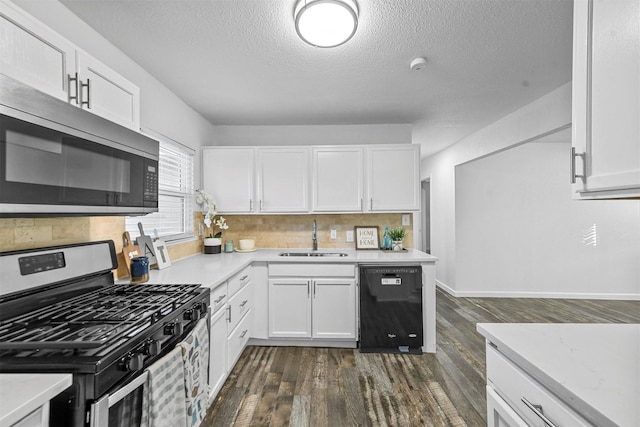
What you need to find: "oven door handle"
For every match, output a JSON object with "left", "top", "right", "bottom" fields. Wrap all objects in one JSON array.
[{"left": 91, "top": 371, "right": 149, "bottom": 427}]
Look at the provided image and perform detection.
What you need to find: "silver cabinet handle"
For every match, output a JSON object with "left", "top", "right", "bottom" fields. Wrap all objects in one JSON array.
[
  {"left": 571, "top": 147, "right": 586, "bottom": 184},
  {"left": 239, "top": 299, "right": 248, "bottom": 308},
  {"left": 249, "top": 199, "right": 253, "bottom": 211},
  {"left": 312, "top": 280, "right": 316, "bottom": 298},
  {"left": 226, "top": 305, "right": 231, "bottom": 323},
  {"left": 80, "top": 78, "right": 91, "bottom": 108},
  {"left": 239, "top": 329, "right": 248, "bottom": 339},
  {"left": 307, "top": 280, "right": 310, "bottom": 297},
  {"left": 370, "top": 197, "right": 373, "bottom": 211},
  {"left": 259, "top": 199, "right": 263, "bottom": 211},
  {"left": 360, "top": 198, "right": 363, "bottom": 212},
  {"left": 521, "top": 397, "right": 557, "bottom": 427},
  {"left": 214, "top": 295, "right": 226, "bottom": 304},
  {"left": 68, "top": 73, "right": 79, "bottom": 104},
  {"left": 240, "top": 275, "right": 249, "bottom": 282}
]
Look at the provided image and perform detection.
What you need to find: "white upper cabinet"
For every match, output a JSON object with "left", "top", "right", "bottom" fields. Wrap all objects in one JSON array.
[
  {"left": 0, "top": 1, "right": 141, "bottom": 131},
  {"left": 257, "top": 147, "right": 310, "bottom": 213},
  {"left": 202, "top": 147, "right": 255, "bottom": 213},
  {"left": 77, "top": 53, "right": 140, "bottom": 131},
  {"left": 312, "top": 146, "right": 364, "bottom": 212},
  {"left": 0, "top": 1, "right": 76, "bottom": 102},
  {"left": 571, "top": 0, "right": 640, "bottom": 199},
  {"left": 368, "top": 145, "right": 421, "bottom": 211}
]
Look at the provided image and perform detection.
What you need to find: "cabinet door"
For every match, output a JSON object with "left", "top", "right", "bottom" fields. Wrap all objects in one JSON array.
[
  {"left": 77, "top": 52, "right": 141, "bottom": 131},
  {"left": 368, "top": 145, "right": 420, "bottom": 211},
  {"left": 268, "top": 278, "right": 311, "bottom": 338},
  {"left": 258, "top": 148, "right": 309, "bottom": 212},
  {"left": 312, "top": 146, "right": 364, "bottom": 212},
  {"left": 486, "top": 386, "right": 528, "bottom": 427},
  {"left": 571, "top": 0, "right": 640, "bottom": 198},
  {"left": 209, "top": 306, "right": 228, "bottom": 399},
  {"left": 202, "top": 148, "right": 255, "bottom": 213},
  {"left": 0, "top": 1, "right": 76, "bottom": 102},
  {"left": 312, "top": 278, "right": 356, "bottom": 339}
]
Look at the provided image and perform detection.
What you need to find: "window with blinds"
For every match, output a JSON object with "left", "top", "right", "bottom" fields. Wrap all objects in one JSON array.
[{"left": 126, "top": 137, "right": 195, "bottom": 243}]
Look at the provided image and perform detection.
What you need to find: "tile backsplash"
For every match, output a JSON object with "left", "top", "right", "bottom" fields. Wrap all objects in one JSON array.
[
  {"left": 213, "top": 213, "right": 413, "bottom": 249},
  {"left": 1, "top": 213, "right": 413, "bottom": 277}
]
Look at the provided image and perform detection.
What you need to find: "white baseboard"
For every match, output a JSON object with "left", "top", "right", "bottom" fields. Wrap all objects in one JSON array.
[{"left": 435, "top": 280, "right": 640, "bottom": 300}]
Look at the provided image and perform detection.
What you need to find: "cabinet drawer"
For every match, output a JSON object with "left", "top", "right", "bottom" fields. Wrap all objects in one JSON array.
[
  {"left": 227, "top": 309, "right": 251, "bottom": 368},
  {"left": 268, "top": 263, "right": 355, "bottom": 277},
  {"left": 487, "top": 346, "right": 590, "bottom": 427},
  {"left": 228, "top": 266, "right": 252, "bottom": 297},
  {"left": 210, "top": 283, "right": 228, "bottom": 314},
  {"left": 228, "top": 283, "right": 251, "bottom": 332}
]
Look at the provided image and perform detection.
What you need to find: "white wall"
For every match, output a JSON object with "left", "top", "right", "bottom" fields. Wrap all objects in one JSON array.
[
  {"left": 419, "top": 81, "right": 640, "bottom": 298},
  {"left": 13, "top": 0, "right": 216, "bottom": 187},
  {"left": 212, "top": 124, "right": 412, "bottom": 146},
  {"left": 456, "top": 140, "right": 640, "bottom": 298},
  {"left": 419, "top": 83, "right": 573, "bottom": 293}
]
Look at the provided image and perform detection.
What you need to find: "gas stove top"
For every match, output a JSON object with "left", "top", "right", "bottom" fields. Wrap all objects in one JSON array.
[{"left": 0, "top": 283, "right": 205, "bottom": 351}]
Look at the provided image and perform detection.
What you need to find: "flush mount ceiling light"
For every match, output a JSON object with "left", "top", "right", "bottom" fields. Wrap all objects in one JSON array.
[{"left": 294, "top": 0, "right": 359, "bottom": 48}]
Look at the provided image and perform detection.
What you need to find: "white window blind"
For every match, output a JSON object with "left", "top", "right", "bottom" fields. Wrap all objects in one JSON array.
[{"left": 126, "top": 136, "right": 195, "bottom": 243}]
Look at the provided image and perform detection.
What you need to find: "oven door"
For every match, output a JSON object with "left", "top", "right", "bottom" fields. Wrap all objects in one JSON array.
[
  {"left": 0, "top": 114, "right": 158, "bottom": 215},
  {"left": 90, "top": 371, "right": 148, "bottom": 427}
]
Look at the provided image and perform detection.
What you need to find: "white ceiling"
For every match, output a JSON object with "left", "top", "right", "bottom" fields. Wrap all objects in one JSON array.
[{"left": 58, "top": 0, "right": 573, "bottom": 156}]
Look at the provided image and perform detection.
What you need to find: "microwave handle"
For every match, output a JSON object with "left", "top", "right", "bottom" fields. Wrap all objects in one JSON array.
[{"left": 90, "top": 371, "right": 149, "bottom": 427}]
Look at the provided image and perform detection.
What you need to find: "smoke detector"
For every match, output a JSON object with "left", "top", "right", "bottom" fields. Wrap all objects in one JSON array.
[{"left": 410, "top": 57, "right": 428, "bottom": 71}]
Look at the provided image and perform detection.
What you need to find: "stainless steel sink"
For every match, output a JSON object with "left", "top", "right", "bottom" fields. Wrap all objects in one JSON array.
[{"left": 278, "top": 252, "right": 348, "bottom": 257}]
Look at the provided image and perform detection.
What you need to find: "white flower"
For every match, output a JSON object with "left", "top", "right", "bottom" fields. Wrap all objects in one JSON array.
[{"left": 195, "top": 189, "right": 229, "bottom": 238}]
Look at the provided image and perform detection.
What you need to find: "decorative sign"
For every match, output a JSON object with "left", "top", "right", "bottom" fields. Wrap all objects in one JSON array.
[
  {"left": 152, "top": 240, "right": 172, "bottom": 269},
  {"left": 355, "top": 226, "right": 380, "bottom": 250}
]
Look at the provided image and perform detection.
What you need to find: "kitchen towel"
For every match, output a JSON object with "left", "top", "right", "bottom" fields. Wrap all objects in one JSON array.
[
  {"left": 179, "top": 318, "right": 210, "bottom": 427},
  {"left": 141, "top": 346, "right": 186, "bottom": 427}
]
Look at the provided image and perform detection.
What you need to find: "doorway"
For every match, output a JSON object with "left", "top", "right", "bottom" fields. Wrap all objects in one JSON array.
[{"left": 421, "top": 179, "right": 431, "bottom": 254}]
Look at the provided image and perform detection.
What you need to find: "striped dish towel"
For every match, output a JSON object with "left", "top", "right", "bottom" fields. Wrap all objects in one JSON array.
[
  {"left": 141, "top": 346, "right": 186, "bottom": 427},
  {"left": 180, "top": 318, "right": 210, "bottom": 427}
]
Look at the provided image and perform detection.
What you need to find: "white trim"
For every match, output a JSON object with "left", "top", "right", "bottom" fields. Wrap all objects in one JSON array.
[{"left": 435, "top": 281, "right": 640, "bottom": 300}]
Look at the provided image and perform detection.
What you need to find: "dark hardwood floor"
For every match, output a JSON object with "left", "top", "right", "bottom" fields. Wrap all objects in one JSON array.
[{"left": 204, "top": 289, "right": 640, "bottom": 426}]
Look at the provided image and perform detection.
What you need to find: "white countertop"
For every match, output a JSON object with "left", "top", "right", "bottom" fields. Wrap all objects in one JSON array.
[
  {"left": 477, "top": 323, "right": 640, "bottom": 427},
  {"left": 130, "top": 248, "right": 437, "bottom": 290},
  {"left": 0, "top": 374, "right": 71, "bottom": 427}
]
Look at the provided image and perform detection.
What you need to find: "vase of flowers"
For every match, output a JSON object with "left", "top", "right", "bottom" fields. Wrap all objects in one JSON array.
[
  {"left": 196, "top": 189, "right": 229, "bottom": 254},
  {"left": 388, "top": 226, "right": 407, "bottom": 251}
]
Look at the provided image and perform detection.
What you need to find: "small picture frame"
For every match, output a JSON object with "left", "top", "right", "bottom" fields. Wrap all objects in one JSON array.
[
  {"left": 152, "top": 239, "right": 172, "bottom": 269},
  {"left": 355, "top": 226, "right": 380, "bottom": 250}
]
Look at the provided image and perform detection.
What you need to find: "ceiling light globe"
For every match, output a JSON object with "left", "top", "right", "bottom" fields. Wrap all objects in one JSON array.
[{"left": 294, "top": 0, "right": 358, "bottom": 48}]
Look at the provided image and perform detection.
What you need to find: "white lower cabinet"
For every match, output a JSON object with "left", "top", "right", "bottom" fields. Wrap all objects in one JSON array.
[
  {"left": 208, "top": 304, "right": 228, "bottom": 399},
  {"left": 207, "top": 269, "right": 253, "bottom": 401},
  {"left": 268, "top": 263, "right": 356, "bottom": 341},
  {"left": 486, "top": 345, "right": 590, "bottom": 427},
  {"left": 268, "top": 278, "right": 312, "bottom": 338},
  {"left": 227, "top": 308, "right": 251, "bottom": 368}
]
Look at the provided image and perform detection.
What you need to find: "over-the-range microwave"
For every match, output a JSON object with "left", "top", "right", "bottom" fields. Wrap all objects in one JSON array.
[{"left": 0, "top": 74, "right": 159, "bottom": 217}]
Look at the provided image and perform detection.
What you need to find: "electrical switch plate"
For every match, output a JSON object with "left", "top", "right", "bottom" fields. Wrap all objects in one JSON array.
[
  {"left": 402, "top": 214, "right": 410, "bottom": 226},
  {"left": 330, "top": 228, "right": 337, "bottom": 239},
  {"left": 346, "top": 230, "right": 354, "bottom": 242}
]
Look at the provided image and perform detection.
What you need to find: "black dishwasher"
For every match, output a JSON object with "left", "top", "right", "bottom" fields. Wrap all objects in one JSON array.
[{"left": 359, "top": 265, "right": 423, "bottom": 353}]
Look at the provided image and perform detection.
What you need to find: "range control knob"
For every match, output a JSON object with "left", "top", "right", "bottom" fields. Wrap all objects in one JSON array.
[
  {"left": 195, "top": 302, "right": 207, "bottom": 318},
  {"left": 145, "top": 340, "right": 161, "bottom": 355},
  {"left": 163, "top": 321, "right": 183, "bottom": 336},
  {"left": 124, "top": 353, "right": 144, "bottom": 372},
  {"left": 183, "top": 309, "right": 194, "bottom": 321}
]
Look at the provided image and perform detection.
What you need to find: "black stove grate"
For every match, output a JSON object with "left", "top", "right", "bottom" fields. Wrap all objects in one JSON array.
[{"left": 0, "top": 283, "right": 202, "bottom": 351}]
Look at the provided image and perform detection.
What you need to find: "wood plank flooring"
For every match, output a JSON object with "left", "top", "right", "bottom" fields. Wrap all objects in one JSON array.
[{"left": 203, "top": 289, "right": 640, "bottom": 426}]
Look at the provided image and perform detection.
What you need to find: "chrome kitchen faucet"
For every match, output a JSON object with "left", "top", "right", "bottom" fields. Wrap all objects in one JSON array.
[{"left": 312, "top": 219, "right": 318, "bottom": 250}]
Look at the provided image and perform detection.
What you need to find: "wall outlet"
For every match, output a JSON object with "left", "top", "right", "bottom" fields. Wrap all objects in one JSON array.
[
  {"left": 330, "top": 228, "right": 337, "bottom": 240},
  {"left": 346, "top": 230, "right": 354, "bottom": 242},
  {"left": 402, "top": 214, "right": 410, "bottom": 226}
]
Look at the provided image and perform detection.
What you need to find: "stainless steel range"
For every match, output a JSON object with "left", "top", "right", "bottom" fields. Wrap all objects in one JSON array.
[{"left": 0, "top": 240, "right": 209, "bottom": 427}]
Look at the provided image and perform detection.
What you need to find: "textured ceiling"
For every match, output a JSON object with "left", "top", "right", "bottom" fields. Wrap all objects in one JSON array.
[{"left": 58, "top": 0, "right": 573, "bottom": 155}]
